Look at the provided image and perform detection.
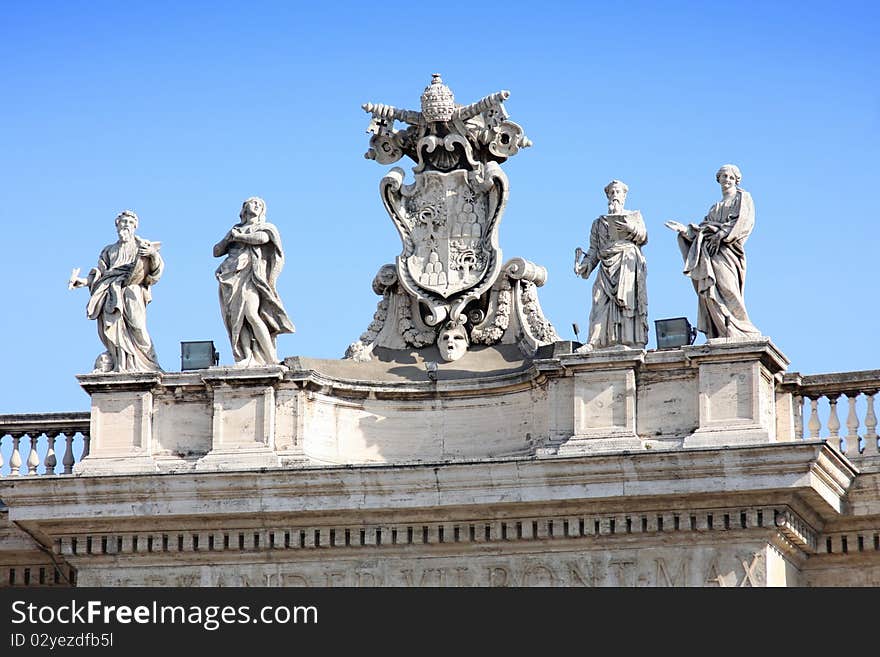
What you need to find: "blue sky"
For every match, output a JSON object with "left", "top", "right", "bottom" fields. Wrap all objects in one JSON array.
[{"left": 1, "top": 1, "right": 877, "bottom": 413}]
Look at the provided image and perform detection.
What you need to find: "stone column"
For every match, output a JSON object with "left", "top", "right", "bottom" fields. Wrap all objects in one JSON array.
[
  {"left": 557, "top": 348, "right": 645, "bottom": 454},
  {"left": 682, "top": 338, "right": 789, "bottom": 448},
  {"left": 195, "top": 366, "right": 287, "bottom": 470},
  {"left": 74, "top": 372, "right": 162, "bottom": 474}
]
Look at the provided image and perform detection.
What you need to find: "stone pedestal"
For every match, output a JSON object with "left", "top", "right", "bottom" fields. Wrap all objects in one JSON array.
[
  {"left": 64, "top": 342, "right": 793, "bottom": 472},
  {"left": 682, "top": 338, "right": 788, "bottom": 448},
  {"left": 558, "top": 348, "right": 645, "bottom": 454},
  {"left": 195, "top": 366, "right": 286, "bottom": 470},
  {"left": 74, "top": 372, "right": 161, "bottom": 475}
]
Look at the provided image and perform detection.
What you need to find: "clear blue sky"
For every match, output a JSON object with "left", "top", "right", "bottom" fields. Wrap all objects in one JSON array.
[{"left": 1, "top": 1, "right": 877, "bottom": 413}]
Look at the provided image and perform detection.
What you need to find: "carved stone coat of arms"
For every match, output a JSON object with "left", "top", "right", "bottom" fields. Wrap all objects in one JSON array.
[{"left": 346, "top": 75, "right": 558, "bottom": 362}]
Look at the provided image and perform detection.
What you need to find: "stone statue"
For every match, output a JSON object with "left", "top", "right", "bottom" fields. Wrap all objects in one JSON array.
[
  {"left": 213, "top": 197, "right": 295, "bottom": 367},
  {"left": 574, "top": 180, "right": 648, "bottom": 352},
  {"left": 346, "top": 74, "right": 558, "bottom": 362},
  {"left": 665, "top": 164, "right": 761, "bottom": 339},
  {"left": 68, "top": 210, "right": 163, "bottom": 373}
]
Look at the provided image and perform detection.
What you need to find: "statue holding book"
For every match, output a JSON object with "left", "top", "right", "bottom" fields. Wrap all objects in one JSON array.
[
  {"left": 574, "top": 180, "right": 648, "bottom": 352},
  {"left": 69, "top": 209, "right": 164, "bottom": 372}
]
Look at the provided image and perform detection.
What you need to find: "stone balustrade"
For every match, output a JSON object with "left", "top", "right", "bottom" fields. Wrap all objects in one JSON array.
[
  {"left": 780, "top": 370, "right": 880, "bottom": 467},
  {"left": 0, "top": 413, "right": 90, "bottom": 477}
]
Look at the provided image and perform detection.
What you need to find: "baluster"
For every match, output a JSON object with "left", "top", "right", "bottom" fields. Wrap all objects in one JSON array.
[
  {"left": 807, "top": 397, "right": 822, "bottom": 438},
  {"left": 845, "top": 393, "right": 861, "bottom": 457},
  {"left": 827, "top": 394, "right": 842, "bottom": 453},
  {"left": 865, "top": 391, "right": 879, "bottom": 456},
  {"left": 62, "top": 432, "right": 75, "bottom": 475},
  {"left": 26, "top": 434, "right": 40, "bottom": 475},
  {"left": 81, "top": 433, "right": 91, "bottom": 459},
  {"left": 794, "top": 394, "right": 804, "bottom": 440},
  {"left": 0, "top": 435, "right": 5, "bottom": 476},
  {"left": 9, "top": 433, "right": 23, "bottom": 477},
  {"left": 44, "top": 431, "right": 58, "bottom": 475}
]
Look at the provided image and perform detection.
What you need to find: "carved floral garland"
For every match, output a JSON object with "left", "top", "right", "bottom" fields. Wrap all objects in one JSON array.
[
  {"left": 470, "top": 278, "right": 512, "bottom": 344},
  {"left": 520, "top": 280, "right": 559, "bottom": 343},
  {"left": 398, "top": 293, "right": 435, "bottom": 348},
  {"left": 360, "top": 292, "right": 390, "bottom": 343}
]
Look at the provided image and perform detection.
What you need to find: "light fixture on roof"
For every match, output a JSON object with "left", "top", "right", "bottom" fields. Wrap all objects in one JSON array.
[
  {"left": 654, "top": 317, "right": 697, "bottom": 350},
  {"left": 180, "top": 341, "right": 220, "bottom": 371}
]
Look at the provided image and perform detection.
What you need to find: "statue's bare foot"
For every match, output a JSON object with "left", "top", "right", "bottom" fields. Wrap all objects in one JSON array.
[{"left": 575, "top": 343, "right": 594, "bottom": 354}]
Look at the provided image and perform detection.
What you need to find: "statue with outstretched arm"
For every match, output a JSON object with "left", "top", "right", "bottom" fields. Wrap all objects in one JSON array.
[
  {"left": 665, "top": 164, "right": 760, "bottom": 339},
  {"left": 69, "top": 210, "right": 163, "bottom": 373}
]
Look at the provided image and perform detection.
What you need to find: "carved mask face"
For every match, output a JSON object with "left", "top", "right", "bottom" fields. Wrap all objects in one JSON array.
[{"left": 438, "top": 325, "right": 468, "bottom": 362}]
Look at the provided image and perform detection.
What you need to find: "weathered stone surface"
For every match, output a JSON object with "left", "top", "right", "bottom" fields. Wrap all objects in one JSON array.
[
  {"left": 196, "top": 367, "right": 286, "bottom": 470},
  {"left": 0, "top": 513, "right": 76, "bottom": 586},
  {"left": 0, "top": 442, "right": 856, "bottom": 587},
  {"left": 73, "top": 372, "right": 161, "bottom": 474},
  {"left": 63, "top": 339, "right": 800, "bottom": 473},
  {"left": 557, "top": 349, "right": 643, "bottom": 453},
  {"left": 682, "top": 337, "right": 788, "bottom": 447},
  {"left": 76, "top": 544, "right": 783, "bottom": 587}
]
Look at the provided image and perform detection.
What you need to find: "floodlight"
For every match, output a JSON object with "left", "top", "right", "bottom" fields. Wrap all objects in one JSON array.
[
  {"left": 180, "top": 341, "right": 220, "bottom": 370},
  {"left": 654, "top": 317, "right": 696, "bottom": 349}
]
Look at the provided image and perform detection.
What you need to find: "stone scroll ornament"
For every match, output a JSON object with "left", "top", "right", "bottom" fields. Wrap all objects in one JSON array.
[{"left": 345, "top": 74, "right": 559, "bottom": 362}]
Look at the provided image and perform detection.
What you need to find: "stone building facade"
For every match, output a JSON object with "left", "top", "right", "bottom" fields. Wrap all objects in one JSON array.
[{"left": 2, "top": 338, "right": 878, "bottom": 587}]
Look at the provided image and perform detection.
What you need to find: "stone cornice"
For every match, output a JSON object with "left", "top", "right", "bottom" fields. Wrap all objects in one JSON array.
[
  {"left": 200, "top": 365, "right": 287, "bottom": 387},
  {"left": 555, "top": 348, "right": 646, "bottom": 372},
  {"left": 290, "top": 365, "right": 548, "bottom": 400},
  {"left": 75, "top": 362, "right": 551, "bottom": 401},
  {"left": 76, "top": 372, "right": 162, "bottom": 394},
  {"left": 51, "top": 504, "right": 812, "bottom": 568},
  {"left": 682, "top": 337, "right": 789, "bottom": 373},
  {"left": 1, "top": 442, "right": 855, "bottom": 528}
]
